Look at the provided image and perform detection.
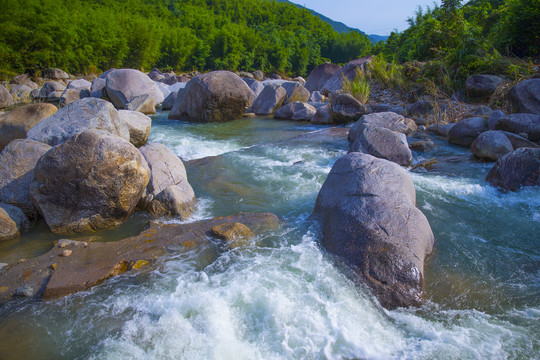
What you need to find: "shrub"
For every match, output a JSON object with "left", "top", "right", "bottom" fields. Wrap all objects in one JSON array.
[{"left": 342, "top": 69, "right": 370, "bottom": 103}]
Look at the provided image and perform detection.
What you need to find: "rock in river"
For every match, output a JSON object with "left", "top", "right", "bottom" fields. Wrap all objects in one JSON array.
[
  {"left": 312, "top": 153, "right": 435, "bottom": 309},
  {"left": 105, "top": 68, "right": 165, "bottom": 109},
  {"left": 486, "top": 148, "right": 540, "bottom": 191}
]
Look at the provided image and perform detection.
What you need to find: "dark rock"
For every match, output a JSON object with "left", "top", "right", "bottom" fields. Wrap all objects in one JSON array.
[
  {"left": 304, "top": 63, "right": 342, "bottom": 92},
  {"left": 311, "top": 105, "right": 332, "bottom": 125},
  {"left": 472, "top": 106, "right": 493, "bottom": 117},
  {"left": 274, "top": 102, "right": 316, "bottom": 121},
  {"left": 501, "top": 131, "right": 540, "bottom": 149},
  {"left": 253, "top": 84, "right": 286, "bottom": 115},
  {"left": 448, "top": 117, "right": 487, "bottom": 146},
  {"left": 330, "top": 93, "right": 368, "bottom": 124},
  {"left": 90, "top": 77, "right": 106, "bottom": 98},
  {"left": 471, "top": 130, "right": 514, "bottom": 161},
  {"left": 465, "top": 75, "right": 504, "bottom": 99},
  {"left": 508, "top": 79, "right": 540, "bottom": 115},
  {"left": 270, "top": 73, "right": 281, "bottom": 80},
  {"left": 409, "top": 139, "right": 435, "bottom": 152},
  {"left": 30, "top": 130, "right": 150, "bottom": 234},
  {"left": 162, "top": 91, "right": 178, "bottom": 111},
  {"left": 0, "top": 103, "right": 57, "bottom": 150},
  {"left": 428, "top": 123, "right": 456, "bottom": 137},
  {"left": 349, "top": 124, "right": 412, "bottom": 166},
  {"left": 486, "top": 148, "right": 540, "bottom": 191},
  {"left": 488, "top": 110, "right": 506, "bottom": 130},
  {"left": 495, "top": 113, "right": 540, "bottom": 141},
  {"left": 169, "top": 71, "right": 254, "bottom": 122},
  {"left": 312, "top": 153, "right": 434, "bottom": 309}
]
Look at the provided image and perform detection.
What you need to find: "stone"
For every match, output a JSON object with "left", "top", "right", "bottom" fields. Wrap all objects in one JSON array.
[
  {"left": 27, "top": 98, "right": 130, "bottom": 146},
  {"left": 304, "top": 63, "right": 342, "bottom": 92},
  {"left": 132, "top": 260, "right": 150, "bottom": 270},
  {"left": 38, "top": 81, "right": 66, "bottom": 100},
  {"left": 0, "top": 139, "right": 52, "bottom": 218},
  {"left": 281, "top": 82, "right": 310, "bottom": 104},
  {"left": 308, "top": 91, "right": 325, "bottom": 103},
  {"left": 117, "top": 110, "right": 151, "bottom": 147},
  {"left": 270, "top": 73, "right": 281, "bottom": 80},
  {"left": 14, "top": 285, "right": 35, "bottom": 297},
  {"left": 238, "top": 71, "right": 253, "bottom": 79},
  {"left": 312, "top": 153, "right": 434, "bottom": 309},
  {"left": 43, "top": 68, "right": 69, "bottom": 80},
  {"left": 139, "top": 143, "right": 196, "bottom": 219},
  {"left": 428, "top": 123, "right": 456, "bottom": 138},
  {"left": 349, "top": 112, "right": 412, "bottom": 142},
  {"left": 147, "top": 68, "right": 165, "bottom": 82},
  {"left": 90, "top": 77, "right": 106, "bottom": 98},
  {"left": 211, "top": 222, "right": 254, "bottom": 248},
  {"left": 448, "top": 117, "right": 487, "bottom": 146},
  {"left": 47, "top": 90, "right": 64, "bottom": 102},
  {"left": 471, "top": 130, "right": 514, "bottom": 161},
  {"left": 9, "top": 84, "right": 33, "bottom": 104},
  {"left": 486, "top": 148, "right": 540, "bottom": 191},
  {"left": 242, "top": 78, "right": 265, "bottom": 99},
  {"left": 321, "top": 57, "right": 373, "bottom": 95},
  {"left": 30, "top": 130, "right": 150, "bottom": 234},
  {"left": 0, "top": 84, "right": 14, "bottom": 109},
  {"left": 311, "top": 105, "right": 332, "bottom": 125},
  {"left": 508, "top": 79, "right": 540, "bottom": 115},
  {"left": 501, "top": 131, "right": 540, "bottom": 150},
  {"left": 495, "top": 113, "right": 540, "bottom": 141},
  {"left": 105, "top": 69, "right": 165, "bottom": 109},
  {"left": 59, "top": 89, "right": 84, "bottom": 107},
  {"left": 407, "top": 100, "right": 433, "bottom": 124},
  {"left": 293, "top": 76, "right": 305, "bottom": 84},
  {"left": 465, "top": 75, "right": 504, "bottom": 99},
  {"left": 253, "top": 84, "right": 287, "bottom": 115},
  {"left": 125, "top": 94, "right": 156, "bottom": 114},
  {"left": 488, "top": 110, "right": 506, "bottom": 130},
  {"left": 409, "top": 139, "right": 435, "bottom": 152},
  {"left": 0, "top": 203, "right": 30, "bottom": 242},
  {"left": 61, "top": 250, "right": 72, "bottom": 257},
  {"left": 10, "top": 74, "right": 30, "bottom": 85},
  {"left": 253, "top": 70, "right": 264, "bottom": 81},
  {"left": 0, "top": 103, "right": 58, "bottom": 150},
  {"left": 329, "top": 93, "right": 368, "bottom": 124},
  {"left": 274, "top": 102, "right": 316, "bottom": 121},
  {"left": 349, "top": 124, "right": 413, "bottom": 166},
  {"left": 168, "top": 71, "right": 254, "bottom": 122},
  {"left": 472, "top": 106, "right": 493, "bottom": 117},
  {"left": 66, "top": 79, "right": 92, "bottom": 93},
  {"left": 161, "top": 91, "right": 178, "bottom": 111}
]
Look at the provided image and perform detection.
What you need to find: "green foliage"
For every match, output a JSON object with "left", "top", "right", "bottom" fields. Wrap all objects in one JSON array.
[
  {"left": 342, "top": 69, "right": 370, "bottom": 104},
  {"left": 368, "top": 55, "right": 404, "bottom": 90},
  {"left": 0, "top": 0, "right": 372, "bottom": 76}
]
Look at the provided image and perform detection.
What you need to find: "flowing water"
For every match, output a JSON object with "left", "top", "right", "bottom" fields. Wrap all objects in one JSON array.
[{"left": 0, "top": 113, "right": 538, "bottom": 359}]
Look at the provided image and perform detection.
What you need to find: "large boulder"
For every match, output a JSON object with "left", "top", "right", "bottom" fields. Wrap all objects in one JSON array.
[
  {"left": 448, "top": 117, "right": 487, "bottom": 146},
  {"left": 465, "top": 75, "right": 504, "bottom": 99},
  {"left": 304, "top": 63, "right": 342, "bottom": 92},
  {"left": 147, "top": 68, "right": 165, "bottom": 82},
  {"left": 59, "top": 89, "right": 83, "bottom": 107},
  {"left": 0, "top": 103, "right": 58, "bottom": 150},
  {"left": 471, "top": 130, "right": 514, "bottom": 161},
  {"left": 90, "top": 77, "right": 106, "bottom": 98},
  {"left": 312, "top": 153, "right": 434, "bottom": 309},
  {"left": 38, "top": 81, "right": 66, "bottom": 100},
  {"left": 274, "top": 102, "right": 316, "bottom": 121},
  {"left": 252, "top": 84, "right": 287, "bottom": 115},
  {"left": 486, "top": 148, "right": 540, "bottom": 191},
  {"left": 0, "top": 84, "right": 14, "bottom": 109},
  {"left": 105, "top": 69, "right": 165, "bottom": 109},
  {"left": 27, "top": 98, "right": 129, "bottom": 146},
  {"left": 321, "top": 56, "right": 373, "bottom": 95},
  {"left": 138, "top": 143, "right": 196, "bottom": 218},
  {"left": 349, "top": 112, "right": 413, "bottom": 142},
  {"left": 9, "top": 84, "right": 33, "bottom": 104},
  {"left": 508, "top": 79, "right": 540, "bottom": 115},
  {"left": 117, "top": 110, "right": 151, "bottom": 147},
  {"left": 168, "top": 71, "right": 254, "bottom": 122},
  {"left": 311, "top": 105, "right": 332, "bottom": 124},
  {"left": 67, "top": 79, "right": 92, "bottom": 92},
  {"left": 349, "top": 124, "right": 413, "bottom": 166},
  {"left": 495, "top": 113, "right": 540, "bottom": 141},
  {"left": 501, "top": 131, "right": 540, "bottom": 150},
  {"left": 43, "top": 68, "right": 69, "bottom": 80},
  {"left": 242, "top": 78, "right": 264, "bottom": 99},
  {"left": 281, "top": 82, "right": 310, "bottom": 104},
  {"left": 329, "top": 93, "right": 368, "bottom": 124},
  {"left": 0, "top": 139, "right": 52, "bottom": 218},
  {"left": 30, "top": 130, "right": 150, "bottom": 234},
  {"left": 125, "top": 94, "right": 156, "bottom": 115},
  {"left": 0, "top": 203, "right": 30, "bottom": 242},
  {"left": 161, "top": 91, "right": 178, "bottom": 111}
]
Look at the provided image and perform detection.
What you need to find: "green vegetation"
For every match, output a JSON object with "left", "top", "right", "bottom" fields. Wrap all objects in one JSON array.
[
  {"left": 0, "top": 0, "right": 372, "bottom": 77},
  {"left": 342, "top": 69, "right": 370, "bottom": 103}
]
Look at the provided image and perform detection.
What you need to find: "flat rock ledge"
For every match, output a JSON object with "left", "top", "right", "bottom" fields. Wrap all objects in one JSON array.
[{"left": 0, "top": 212, "right": 279, "bottom": 302}]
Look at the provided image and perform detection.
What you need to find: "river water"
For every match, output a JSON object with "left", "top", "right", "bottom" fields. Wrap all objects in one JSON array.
[{"left": 0, "top": 113, "right": 538, "bottom": 359}]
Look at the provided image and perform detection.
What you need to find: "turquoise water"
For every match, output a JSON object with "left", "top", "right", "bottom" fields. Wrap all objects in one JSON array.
[{"left": 0, "top": 114, "right": 538, "bottom": 359}]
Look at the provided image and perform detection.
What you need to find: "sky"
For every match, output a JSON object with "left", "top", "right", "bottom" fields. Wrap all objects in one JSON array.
[{"left": 288, "top": 0, "right": 442, "bottom": 35}]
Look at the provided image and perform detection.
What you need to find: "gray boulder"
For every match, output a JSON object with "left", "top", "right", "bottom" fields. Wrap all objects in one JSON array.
[
  {"left": 488, "top": 110, "right": 506, "bottom": 130},
  {"left": 305, "top": 63, "right": 342, "bottom": 92},
  {"left": 43, "top": 68, "right": 69, "bottom": 80},
  {"left": 471, "top": 130, "right": 514, "bottom": 161},
  {"left": 330, "top": 93, "right": 367, "bottom": 124},
  {"left": 311, "top": 105, "right": 332, "bottom": 125},
  {"left": 466, "top": 75, "right": 504, "bottom": 99},
  {"left": 27, "top": 98, "right": 129, "bottom": 146},
  {"left": 0, "top": 139, "right": 52, "bottom": 218},
  {"left": 162, "top": 91, "right": 178, "bottom": 111},
  {"left": 59, "top": 89, "right": 83, "bottom": 107},
  {"left": 501, "top": 131, "right": 540, "bottom": 150},
  {"left": 67, "top": 79, "right": 92, "bottom": 93},
  {"left": 274, "top": 102, "right": 316, "bottom": 121},
  {"left": 169, "top": 71, "right": 254, "bottom": 122},
  {"left": 0, "top": 203, "right": 31, "bottom": 242},
  {"left": 486, "top": 148, "right": 540, "bottom": 191},
  {"left": 508, "top": 79, "right": 540, "bottom": 115},
  {"left": 448, "top": 117, "right": 487, "bottom": 146},
  {"left": 281, "top": 82, "right": 310, "bottom": 104},
  {"left": 242, "top": 78, "right": 264, "bottom": 99},
  {"left": 350, "top": 124, "right": 412, "bottom": 166},
  {"left": 0, "top": 103, "right": 58, "bottom": 150},
  {"left": 427, "top": 123, "right": 456, "bottom": 138},
  {"left": 139, "top": 143, "right": 196, "bottom": 218},
  {"left": 321, "top": 56, "right": 373, "bottom": 95},
  {"left": 253, "top": 84, "right": 287, "bottom": 115},
  {"left": 117, "top": 110, "right": 151, "bottom": 147},
  {"left": 125, "top": 94, "right": 156, "bottom": 115},
  {"left": 147, "top": 68, "right": 165, "bottom": 82},
  {"left": 31, "top": 130, "right": 150, "bottom": 234},
  {"left": 9, "top": 84, "right": 33, "bottom": 104},
  {"left": 38, "top": 81, "right": 66, "bottom": 100},
  {"left": 90, "top": 77, "right": 106, "bottom": 98},
  {"left": 0, "top": 84, "right": 14, "bottom": 109},
  {"left": 105, "top": 69, "right": 165, "bottom": 109},
  {"left": 349, "top": 112, "right": 412, "bottom": 142},
  {"left": 309, "top": 91, "right": 325, "bottom": 103},
  {"left": 495, "top": 113, "right": 540, "bottom": 141},
  {"left": 312, "top": 153, "right": 434, "bottom": 309},
  {"left": 253, "top": 70, "right": 264, "bottom": 81}
]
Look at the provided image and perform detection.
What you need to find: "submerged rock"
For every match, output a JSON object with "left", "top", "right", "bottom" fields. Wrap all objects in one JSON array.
[
  {"left": 30, "top": 130, "right": 150, "bottom": 234},
  {"left": 169, "top": 71, "right": 254, "bottom": 122},
  {"left": 486, "top": 148, "right": 540, "bottom": 191},
  {"left": 312, "top": 153, "right": 434, "bottom": 309}
]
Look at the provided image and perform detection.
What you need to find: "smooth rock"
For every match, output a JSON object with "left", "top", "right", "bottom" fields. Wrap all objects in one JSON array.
[
  {"left": 495, "top": 113, "right": 540, "bottom": 141},
  {"left": 242, "top": 78, "right": 264, "bottom": 99},
  {"left": 308, "top": 91, "right": 325, "bottom": 103},
  {"left": 161, "top": 91, "right": 178, "bottom": 111},
  {"left": 117, "top": 110, "right": 151, "bottom": 147},
  {"left": 488, "top": 110, "right": 506, "bottom": 130},
  {"left": 466, "top": 75, "right": 504, "bottom": 99},
  {"left": 253, "top": 84, "right": 287, "bottom": 115},
  {"left": 0, "top": 85, "right": 13, "bottom": 109},
  {"left": 330, "top": 93, "right": 367, "bottom": 124},
  {"left": 349, "top": 124, "right": 412, "bottom": 166},
  {"left": 43, "top": 68, "right": 69, "bottom": 80},
  {"left": 409, "top": 139, "right": 435, "bottom": 152},
  {"left": 38, "top": 81, "right": 66, "bottom": 100},
  {"left": 471, "top": 130, "right": 514, "bottom": 161},
  {"left": 0, "top": 103, "right": 57, "bottom": 150},
  {"left": 311, "top": 105, "right": 332, "bottom": 125},
  {"left": 0, "top": 203, "right": 30, "bottom": 242},
  {"left": 253, "top": 70, "right": 264, "bottom": 81},
  {"left": 281, "top": 82, "right": 310, "bottom": 104},
  {"left": 125, "top": 94, "right": 155, "bottom": 115},
  {"left": 211, "top": 222, "right": 254, "bottom": 248},
  {"left": 349, "top": 112, "right": 412, "bottom": 142},
  {"left": 305, "top": 63, "right": 342, "bottom": 92},
  {"left": 105, "top": 69, "right": 165, "bottom": 109},
  {"left": 486, "top": 148, "right": 540, "bottom": 191},
  {"left": 508, "top": 79, "right": 540, "bottom": 115},
  {"left": 448, "top": 117, "right": 487, "bottom": 146},
  {"left": 274, "top": 102, "right": 316, "bottom": 121}
]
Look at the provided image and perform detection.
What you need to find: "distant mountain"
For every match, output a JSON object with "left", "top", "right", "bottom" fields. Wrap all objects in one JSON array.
[{"left": 274, "top": 0, "right": 387, "bottom": 43}]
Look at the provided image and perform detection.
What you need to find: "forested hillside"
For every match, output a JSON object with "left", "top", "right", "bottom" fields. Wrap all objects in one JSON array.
[{"left": 0, "top": 0, "right": 372, "bottom": 77}]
